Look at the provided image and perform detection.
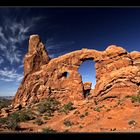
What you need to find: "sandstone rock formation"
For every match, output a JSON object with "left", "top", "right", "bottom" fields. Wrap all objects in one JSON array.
[{"left": 12, "top": 35, "right": 140, "bottom": 107}]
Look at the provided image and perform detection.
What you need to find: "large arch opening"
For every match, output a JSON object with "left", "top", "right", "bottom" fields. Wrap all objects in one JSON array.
[{"left": 78, "top": 59, "right": 96, "bottom": 98}]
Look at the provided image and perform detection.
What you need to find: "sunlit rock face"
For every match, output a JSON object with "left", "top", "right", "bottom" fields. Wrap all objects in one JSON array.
[{"left": 12, "top": 35, "right": 140, "bottom": 107}]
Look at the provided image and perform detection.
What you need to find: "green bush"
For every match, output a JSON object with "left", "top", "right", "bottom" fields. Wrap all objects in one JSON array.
[
  {"left": 0, "top": 109, "right": 34, "bottom": 130},
  {"left": 129, "top": 91, "right": 140, "bottom": 103},
  {"left": 0, "top": 99, "right": 11, "bottom": 110},
  {"left": 63, "top": 120, "right": 73, "bottom": 127},
  {"left": 80, "top": 112, "right": 89, "bottom": 119},
  {"left": 9, "top": 110, "right": 34, "bottom": 122},
  {"left": 131, "top": 95, "right": 140, "bottom": 103},
  {"left": 34, "top": 118, "right": 44, "bottom": 125},
  {"left": 37, "top": 105, "right": 47, "bottom": 114},
  {"left": 37, "top": 98, "right": 60, "bottom": 115},
  {"left": 19, "top": 110, "right": 34, "bottom": 122},
  {"left": 0, "top": 117, "right": 8, "bottom": 124},
  {"left": 9, "top": 112, "right": 20, "bottom": 122},
  {"left": 5, "top": 119, "right": 19, "bottom": 130},
  {"left": 63, "top": 102, "right": 75, "bottom": 111},
  {"left": 42, "top": 127, "right": 57, "bottom": 133},
  {"left": 94, "top": 106, "right": 101, "bottom": 112},
  {"left": 60, "top": 102, "right": 75, "bottom": 114}
]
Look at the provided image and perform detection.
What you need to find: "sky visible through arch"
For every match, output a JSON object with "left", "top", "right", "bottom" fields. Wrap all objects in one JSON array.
[
  {"left": 0, "top": 7, "right": 140, "bottom": 96},
  {"left": 78, "top": 60, "right": 96, "bottom": 89}
]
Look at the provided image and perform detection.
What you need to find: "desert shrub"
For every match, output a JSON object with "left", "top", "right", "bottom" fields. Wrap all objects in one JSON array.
[
  {"left": 42, "top": 127, "right": 57, "bottom": 133},
  {"left": 43, "top": 116, "right": 50, "bottom": 120},
  {"left": 9, "top": 109, "right": 34, "bottom": 122},
  {"left": 9, "top": 111, "right": 20, "bottom": 122},
  {"left": 63, "top": 129, "right": 69, "bottom": 133},
  {"left": 63, "top": 120, "right": 74, "bottom": 127},
  {"left": 60, "top": 102, "right": 75, "bottom": 114},
  {"left": 129, "top": 91, "right": 140, "bottom": 103},
  {"left": 0, "top": 99, "right": 11, "bottom": 109},
  {"left": 85, "top": 112, "right": 88, "bottom": 116},
  {"left": 94, "top": 106, "right": 101, "bottom": 112},
  {"left": 80, "top": 114, "right": 85, "bottom": 119},
  {"left": 5, "top": 118, "right": 19, "bottom": 130},
  {"left": 128, "top": 120, "right": 137, "bottom": 126},
  {"left": 63, "top": 102, "right": 75, "bottom": 111},
  {"left": 34, "top": 118, "right": 44, "bottom": 125},
  {"left": 73, "top": 110, "right": 80, "bottom": 115},
  {"left": 0, "top": 111, "right": 21, "bottom": 130},
  {"left": 19, "top": 109, "right": 35, "bottom": 122},
  {"left": 0, "top": 117, "right": 8, "bottom": 124},
  {"left": 37, "top": 98, "right": 60, "bottom": 115},
  {"left": 37, "top": 105, "right": 47, "bottom": 114},
  {"left": 0, "top": 109, "right": 34, "bottom": 130},
  {"left": 79, "top": 125, "right": 83, "bottom": 128},
  {"left": 131, "top": 95, "right": 140, "bottom": 103},
  {"left": 80, "top": 112, "right": 89, "bottom": 119}
]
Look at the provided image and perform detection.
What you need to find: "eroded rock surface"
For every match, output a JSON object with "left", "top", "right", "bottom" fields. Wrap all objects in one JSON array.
[{"left": 12, "top": 35, "right": 140, "bottom": 107}]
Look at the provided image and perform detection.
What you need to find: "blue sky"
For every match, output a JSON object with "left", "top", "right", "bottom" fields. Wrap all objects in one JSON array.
[{"left": 0, "top": 8, "right": 140, "bottom": 96}]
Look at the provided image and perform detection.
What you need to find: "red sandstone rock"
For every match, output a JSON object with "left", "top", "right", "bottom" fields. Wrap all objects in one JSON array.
[
  {"left": 12, "top": 35, "right": 140, "bottom": 107},
  {"left": 83, "top": 82, "right": 92, "bottom": 91}
]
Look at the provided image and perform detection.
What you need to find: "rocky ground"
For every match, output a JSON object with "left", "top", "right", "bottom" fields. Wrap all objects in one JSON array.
[
  {"left": 1, "top": 93, "right": 140, "bottom": 133},
  {"left": 1, "top": 34, "right": 140, "bottom": 133}
]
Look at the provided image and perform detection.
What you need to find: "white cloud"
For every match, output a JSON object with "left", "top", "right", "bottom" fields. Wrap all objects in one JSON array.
[
  {"left": 0, "top": 68, "right": 23, "bottom": 82},
  {"left": 0, "top": 27, "right": 8, "bottom": 44},
  {"left": 0, "top": 57, "right": 4, "bottom": 64},
  {"left": 0, "top": 16, "right": 43, "bottom": 64},
  {"left": 45, "top": 38, "right": 75, "bottom": 58},
  {"left": 18, "top": 64, "right": 24, "bottom": 69},
  {"left": 0, "top": 44, "right": 6, "bottom": 51}
]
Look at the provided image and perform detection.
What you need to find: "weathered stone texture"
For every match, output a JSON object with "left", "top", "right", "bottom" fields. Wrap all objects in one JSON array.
[{"left": 12, "top": 35, "right": 140, "bottom": 107}]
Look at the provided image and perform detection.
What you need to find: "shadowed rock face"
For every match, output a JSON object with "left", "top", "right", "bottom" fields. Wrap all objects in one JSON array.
[{"left": 12, "top": 35, "right": 140, "bottom": 107}]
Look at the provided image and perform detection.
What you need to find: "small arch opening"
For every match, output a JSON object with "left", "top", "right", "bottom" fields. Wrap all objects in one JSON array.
[
  {"left": 62, "top": 72, "right": 70, "bottom": 78},
  {"left": 78, "top": 59, "right": 96, "bottom": 98}
]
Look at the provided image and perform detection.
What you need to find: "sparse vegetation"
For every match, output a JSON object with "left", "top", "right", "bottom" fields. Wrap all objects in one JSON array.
[
  {"left": 117, "top": 99, "right": 123, "bottom": 105},
  {"left": 73, "top": 110, "right": 80, "bottom": 115},
  {"left": 34, "top": 118, "right": 44, "bottom": 125},
  {"left": 130, "top": 91, "right": 140, "bottom": 103},
  {"left": 79, "top": 125, "right": 83, "bottom": 128},
  {"left": 131, "top": 95, "right": 140, "bottom": 103},
  {"left": 5, "top": 119, "right": 20, "bottom": 130},
  {"left": 37, "top": 98, "right": 60, "bottom": 116},
  {"left": 42, "top": 127, "right": 57, "bottom": 133},
  {"left": 80, "top": 112, "right": 89, "bottom": 119},
  {"left": 0, "top": 108, "right": 35, "bottom": 131},
  {"left": 63, "top": 120, "right": 74, "bottom": 127},
  {"left": 94, "top": 106, "right": 101, "bottom": 112},
  {"left": 0, "top": 113, "right": 20, "bottom": 130},
  {"left": 128, "top": 120, "right": 137, "bottom": 126},
  {"left": 0, "top": 117, "right": 8, "bottom": 124},
  {"left": 80, "top": 114, "right": 85, "bottom": 119},
  {"left": 59, "top": 102, "right": 75, "bottom": 114},
  {"left": 0, "top": 99, "right": 11, "bottom": 110},
  {"left": 8, "top": 109, "right": 35, "bottom": 122},
  {"left": 19, "top": 109, "right": 34, "bottom": 122},
  {"left": 63, "top": 102, "right": 75, "bottom": 111},
  {"left": 63, "top": 129, "right": 69, "bottom": 133},
  {"left": 9, "top": 111, "right": 20, "bottom": 122},
  {"left": 43, "top": 116, "right": 50, "bottom": 120}
]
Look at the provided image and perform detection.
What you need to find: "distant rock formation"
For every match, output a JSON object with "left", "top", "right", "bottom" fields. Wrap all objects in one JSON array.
[{"left": 12, "top": 35, "right": 140, "bottom": 107}]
